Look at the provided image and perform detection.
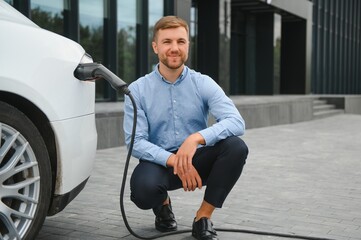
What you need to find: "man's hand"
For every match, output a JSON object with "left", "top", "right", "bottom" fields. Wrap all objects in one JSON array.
[
  {"left": 173, "top": 133, "right": 205, "bottom": 175},
  {"left": 178, "top": 164, "right": 202, "bottom": 191},
  {"left": 167, "top": 154, "right": 202, "bottom": 191},
  {"left": 166, "top": 133, "right": 205, "bottom": 191}
]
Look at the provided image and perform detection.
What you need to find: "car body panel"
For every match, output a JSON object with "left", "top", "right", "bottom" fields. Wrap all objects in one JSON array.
[
  {"left": 0, "top": 0, "right": 97, "bottom": 206},
  {"left": 0, "top": 0, "right": 38, "bottom": 27},
  {"left": 51, "top": 114, "right": 97, "bottom": 194},
  {"left": 0, "top": 20, "right": 95, "bottom": 121}
]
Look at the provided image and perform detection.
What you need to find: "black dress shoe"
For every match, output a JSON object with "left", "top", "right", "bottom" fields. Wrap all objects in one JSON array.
[
  {"left": 192, "top": 217, "right": 218, "bottom": 240},
  {"left": 153, "top": 198, "right": 177, "bottom": 232}
]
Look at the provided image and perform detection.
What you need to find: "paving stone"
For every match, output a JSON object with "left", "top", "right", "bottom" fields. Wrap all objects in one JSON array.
[{"left": 36, "top": 114, "right": 361, "bottom": 240}]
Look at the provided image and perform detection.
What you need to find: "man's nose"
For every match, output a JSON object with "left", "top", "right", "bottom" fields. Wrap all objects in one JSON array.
[{"left": 170, "top": 42, "right": 179, "bottom": 51}]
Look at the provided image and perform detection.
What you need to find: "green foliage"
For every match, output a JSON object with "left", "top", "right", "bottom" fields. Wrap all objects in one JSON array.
[
  {"left": 79, "top": 25, "right": 103, "bottom": 63},
  {"left": 117, "top": 27, "right": 136, "bottom": 83},
  {"left": 31, "top": 7, "right": 63, "bottom": 35}
]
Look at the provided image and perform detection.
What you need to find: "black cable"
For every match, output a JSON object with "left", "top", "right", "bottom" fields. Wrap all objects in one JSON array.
[
  {"left": 214, "top": 228, "right": 335, "bottom": 240},
  {"left": 119, "top": 92, "right": 336, "bottom": 240}
]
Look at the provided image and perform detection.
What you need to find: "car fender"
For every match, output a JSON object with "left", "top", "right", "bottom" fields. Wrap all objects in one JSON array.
[{"left": 0, "top": 21, "right": 95, "bottom": 121}]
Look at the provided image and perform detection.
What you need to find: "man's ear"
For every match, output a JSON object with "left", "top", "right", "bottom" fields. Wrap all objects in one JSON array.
[{"left": 152, "top": 41, "right": 158, "bottom": 54}]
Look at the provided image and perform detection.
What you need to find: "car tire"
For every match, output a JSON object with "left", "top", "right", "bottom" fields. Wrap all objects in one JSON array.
[{"left": 0, "top": 101, "right": 52, "bottom": 240}]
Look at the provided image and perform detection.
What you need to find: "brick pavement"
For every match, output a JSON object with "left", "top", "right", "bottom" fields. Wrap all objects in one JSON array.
[{"left": 36, "top": 114, "right": 361, "bottom": 240}]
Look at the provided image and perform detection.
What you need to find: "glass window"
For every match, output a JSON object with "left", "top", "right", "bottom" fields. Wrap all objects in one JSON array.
[
  {"left": 219, "top": 0, "right": 231, "bottom": 93},
  {"left": 273, "top": 13, "right": 281, "bottom": 94},
  {"left": 79, "top": 0, "right": 105, "bottom": 100},
  {"left": 117, "top": 0, "right": 137, "bottom": 85},
  {"left": 190, "top": 3, "right": 198, "bottom": 70},
  {"left": 148, "top": 0, "right": 163, "bottom": 72},
  {"left": 4, "top": 0, "right": 13, "bottom": 5},
  {"left": 30, "top": 0, "right": 64, "bottom": 35}
]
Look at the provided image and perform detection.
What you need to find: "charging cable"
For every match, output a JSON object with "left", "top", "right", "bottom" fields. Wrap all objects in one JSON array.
[
  {"left": 74, "top": 63, "right": 336, "bottom": 240},
  {"left": 119, "top": 93, "right": 336, "bottom": 240}
]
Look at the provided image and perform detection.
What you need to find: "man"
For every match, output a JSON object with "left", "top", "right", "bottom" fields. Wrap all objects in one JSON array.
[{"left": 123, "top": 15, "right": 248, "bottom": 240}]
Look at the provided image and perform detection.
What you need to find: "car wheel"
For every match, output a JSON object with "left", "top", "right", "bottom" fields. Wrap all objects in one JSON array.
[{"left": 0, "top": 101, "right": 52, "bottom": 240}]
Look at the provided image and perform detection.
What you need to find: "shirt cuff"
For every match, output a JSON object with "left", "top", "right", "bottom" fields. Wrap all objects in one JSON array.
[
  {"left": 155, "top": 150, "right": 173, "bottom": 167},
  {"left": 198, "top": 129, "right": 217, "bottom": 146}
]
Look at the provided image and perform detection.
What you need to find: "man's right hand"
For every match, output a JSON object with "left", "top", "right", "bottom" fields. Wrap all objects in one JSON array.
[{"left": 167, "top": 154, "right": 202, "bottom": 191}]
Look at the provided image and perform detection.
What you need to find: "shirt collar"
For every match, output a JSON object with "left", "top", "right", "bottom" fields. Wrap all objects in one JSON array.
[{"left": 154, "top": 64, "right": 188, "bottom": 85}]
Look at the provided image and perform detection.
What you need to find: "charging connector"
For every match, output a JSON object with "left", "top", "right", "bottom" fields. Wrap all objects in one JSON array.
[{"left": 74, "top": 62, "right": 130, "bottom": 95}]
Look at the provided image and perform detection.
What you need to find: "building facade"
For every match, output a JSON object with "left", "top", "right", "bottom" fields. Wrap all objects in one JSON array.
[
  {"left": 7, "top": 0, "right": 361, "bottom": 101},
  {"left": 312, "top": 0, "right": 361, "bottom": 94}
]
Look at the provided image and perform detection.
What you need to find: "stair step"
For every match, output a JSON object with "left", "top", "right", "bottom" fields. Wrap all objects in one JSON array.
[
  {"left": 313, "top": 109, "right": 345, "bottom": 119},
  {"left": 312, "top": 97, "right": 345, "bottom": 120},
  {"left": 313, "top": 99, "right": 328, "bottom": 106},
  {"left": 313, "top": 104, "right": 336, "bottom": 111}
]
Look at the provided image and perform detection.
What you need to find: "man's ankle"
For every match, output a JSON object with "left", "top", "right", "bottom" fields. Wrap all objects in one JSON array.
[
  {"left": 195, "top": 201, "right": 215, "bottom": 221},
  {"left": 195, "top": 212, "right": 211, "bottom": 222},
  {"left": 162, "top": 196, "right": 170, "bottom": 205}
]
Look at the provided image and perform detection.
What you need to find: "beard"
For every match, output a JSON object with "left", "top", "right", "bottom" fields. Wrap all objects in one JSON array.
[{"left": 159, "top": 54, "right": 188, "bottom": 70}]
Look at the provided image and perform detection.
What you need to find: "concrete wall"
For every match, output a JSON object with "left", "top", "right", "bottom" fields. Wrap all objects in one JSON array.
[
  {"left": 95, "top": 95, "right": 322, "bottom": 149},
  {"left": 95, "top": 95, "right": 361, "bottom": 149},
  {"left": 231, "top": 96, "right": 313, "bottom": 129},
  {"left": 345, "top": 96, "right": 361, "bottom": 114},
  {"left": 95, "top": 102, "right": 125, "bottom": 149}
]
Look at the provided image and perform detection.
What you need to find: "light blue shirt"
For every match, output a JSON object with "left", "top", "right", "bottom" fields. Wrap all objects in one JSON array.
[{"left": 123, "top": 65, "right": 245, "bottom": 167}]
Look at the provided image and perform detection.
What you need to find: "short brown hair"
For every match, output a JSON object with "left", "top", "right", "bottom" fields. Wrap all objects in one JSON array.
[{"left": 152, "top": 15, "right": 189, "bottom": 41}]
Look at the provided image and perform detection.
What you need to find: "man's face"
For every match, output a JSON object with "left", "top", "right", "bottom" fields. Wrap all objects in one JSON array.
[{"left": 152, "top": 27, "right": 189, "bottom": 70}]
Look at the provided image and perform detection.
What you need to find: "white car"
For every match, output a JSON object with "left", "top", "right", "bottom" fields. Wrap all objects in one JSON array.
[{"left": 0, "top": 1, "right": 97, "bottom": 239}]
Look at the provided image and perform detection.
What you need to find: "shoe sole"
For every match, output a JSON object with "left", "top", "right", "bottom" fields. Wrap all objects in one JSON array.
[{"left": 155, "top": 225, "right": 177, "bottom": 232}]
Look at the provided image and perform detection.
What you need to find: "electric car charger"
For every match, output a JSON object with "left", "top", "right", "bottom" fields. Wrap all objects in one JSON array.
[{"left": 74, "top": 63, "right": 336, "bottom": 240}]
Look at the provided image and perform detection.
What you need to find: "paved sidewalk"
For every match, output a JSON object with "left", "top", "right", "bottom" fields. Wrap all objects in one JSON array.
[{"left": 36, "top": 114, "right": 361, "bottom": 240}]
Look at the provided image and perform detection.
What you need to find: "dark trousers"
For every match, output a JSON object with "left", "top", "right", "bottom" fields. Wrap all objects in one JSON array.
[{"left": 130, "top": 136, "right": 248, "bottom": 210}]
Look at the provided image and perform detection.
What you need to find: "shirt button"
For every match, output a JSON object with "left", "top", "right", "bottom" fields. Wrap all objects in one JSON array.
[
  {"left": 173, "top": 100, "right": 176, "bottom": 103},
  {"left": 176, "top": 132, "right": 179, "bottom": 135}
]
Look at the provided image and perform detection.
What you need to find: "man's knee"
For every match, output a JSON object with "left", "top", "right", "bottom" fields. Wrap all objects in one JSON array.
[
  {"left": 209, "top": 136, "right": 248, "bottom": 172},
  {"left": 130, "top": 179, "right": 166, "bottom": 210},
  {"left": 223, "top": 136, "right": 249, "bottom": 164}
]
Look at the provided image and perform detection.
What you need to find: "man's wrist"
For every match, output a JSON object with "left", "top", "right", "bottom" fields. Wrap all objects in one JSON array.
[
  {"left": 166, "top": 154, "right": 176, "bottom": 167},
  {"left": 193, "top": 132, "right": 206, "bottom": 145}
]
